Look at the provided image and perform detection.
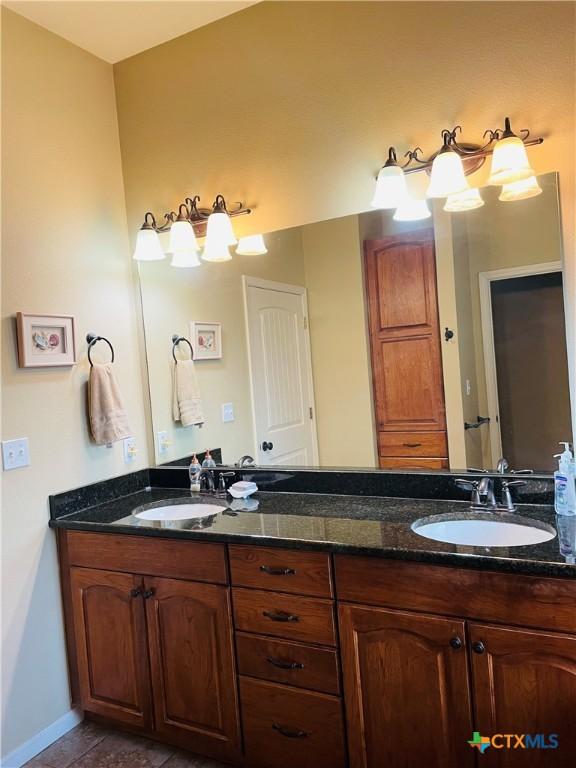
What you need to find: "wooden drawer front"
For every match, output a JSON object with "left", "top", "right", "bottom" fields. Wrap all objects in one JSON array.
[
  {"left": 66, "top": 532, "right": 227, "bottom": 584},
  {"left": 236, "top": 632, "right": 340, "bottom": 695},
  {"left": 240, "top": 677, "right": 345, "bottom": 768},
  {"left": 379, "top": 430, "right": 447, "bottom": 457},
  {"left": 335, "top": 556, "right": 576, "bottom": 634},
  {"left": 379, "top": 457, "right": 449, "bottom": 469},
  {"left": 233, "top": 588, "right": 336, "bottom": 646},
  {"left": 229, "top": 545, "right": 333, "bottom": 597}
]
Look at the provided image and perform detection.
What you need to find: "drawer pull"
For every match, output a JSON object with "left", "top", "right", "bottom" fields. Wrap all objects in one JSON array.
[
  {"left": 260, "top": 565, "right": 296, "bottom": 576},
  {"left": 403, "top": 442, "right": 422, "bottom": 448},
  {"left": 263, "top": 610, "right": 299, "bottom": 623},
  {"left": 266, "top": 656, "right": 305, "bottom": 670},
  {"left": 272, "top": 723, "right": 309, "bottom": 739}
]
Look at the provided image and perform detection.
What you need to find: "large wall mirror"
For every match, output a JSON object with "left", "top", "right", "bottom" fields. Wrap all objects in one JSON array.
[{"left": 138, "top": 172, "right": 572, "bottom": 473}]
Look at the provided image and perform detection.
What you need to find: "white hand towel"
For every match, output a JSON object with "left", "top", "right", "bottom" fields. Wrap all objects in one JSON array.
[
  {"left": 89, "top": 363, "right": 132, "bottom": 445},
  {"left": 173, "top": 359, "right": 204, "bottom": 427}
]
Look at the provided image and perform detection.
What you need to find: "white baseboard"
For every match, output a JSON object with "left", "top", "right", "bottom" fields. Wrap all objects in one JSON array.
[{"left": 1, "top": 708, "right": 83, "bottom": 768}]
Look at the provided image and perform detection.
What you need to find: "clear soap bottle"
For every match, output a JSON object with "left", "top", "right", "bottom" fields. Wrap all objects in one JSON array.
[{"left": 189, "top": 453, "right": 202, "bottom": 492}]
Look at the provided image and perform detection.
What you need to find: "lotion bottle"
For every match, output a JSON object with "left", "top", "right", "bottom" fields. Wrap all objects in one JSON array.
[
  {"left": 189, "top": 453, "right": 201, "bottom": 492},
  {"left": 554, "top": 443, "right": 576, "bottom": 516}
]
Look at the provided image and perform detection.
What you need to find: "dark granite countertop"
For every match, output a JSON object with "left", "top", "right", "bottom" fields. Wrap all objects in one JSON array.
[{"left": 49, "top": 487, "right": 576, "bottom": 578}]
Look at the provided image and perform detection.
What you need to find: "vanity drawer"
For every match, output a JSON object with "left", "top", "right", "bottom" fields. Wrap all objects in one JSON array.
[
  {"left": 240, "top": 677, "right": 345, "bottom": 768},
  {"left": 233, "top": 588, "right": 336, "bottom": 646},
  {"left": 236, "top": 632, "right": 340, "bottom": 694},
  {"left": 379, "top": 457, "right": 449, "bottom": 469},
  {"left": 65, "top": 531, "right": 227, "bottom": 584},
  {"left": 229, "top": 545, "right": 333, "bottom": 597},
  {"left": 378, "top": 430, "right": 448, "bottom": 457}
]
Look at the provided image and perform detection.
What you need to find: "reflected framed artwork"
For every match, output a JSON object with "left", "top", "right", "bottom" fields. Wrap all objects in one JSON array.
[
  {"left": 16, "top": 313, "right": 76, "bottom": 367},
  {"left": 191, "top": 321, "right": 222, "bottom": 360}
]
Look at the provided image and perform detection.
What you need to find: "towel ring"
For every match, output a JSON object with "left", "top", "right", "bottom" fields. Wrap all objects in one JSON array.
[
  {"left": 172, "top": 334, "right": 194, "bottom": 363},
  {"left": 86, "top": 333, "right": 115, "bottom": 366}
]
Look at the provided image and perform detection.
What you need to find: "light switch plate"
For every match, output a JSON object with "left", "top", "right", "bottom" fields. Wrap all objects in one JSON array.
[
  {"left": 222, "top": 403, "right": 235, "bottom": 423},
  {"left": 2, "top": 437, "right": 30, "bottom": 470}
]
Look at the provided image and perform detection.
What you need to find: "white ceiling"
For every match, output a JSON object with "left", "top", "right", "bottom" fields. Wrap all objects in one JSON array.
[{"left": 3, "top": 0, "right": 259, "bottom": 63}]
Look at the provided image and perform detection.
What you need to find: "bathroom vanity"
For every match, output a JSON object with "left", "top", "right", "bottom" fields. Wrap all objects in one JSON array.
[{"left": 50, "top": 470, "right": 576, "bottom": 768}]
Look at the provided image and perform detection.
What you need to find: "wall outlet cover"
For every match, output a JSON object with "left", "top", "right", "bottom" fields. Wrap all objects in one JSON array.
[
  {"left": 157, "top": 430, "right": 169, "bottom": 453},
  {"left": 2, "top": 437, "right": 30, "bottom": 470},
  {"left": 123, "top": 436, "right": 137, "bottom": 463},
  {"left": 222, "top": 403, "right": 235, "bottom": 423}
]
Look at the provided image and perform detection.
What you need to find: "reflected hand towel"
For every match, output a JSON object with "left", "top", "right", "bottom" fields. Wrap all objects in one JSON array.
[
  {"left": 173, "top": 359, "right": 204, "bottom": 427},
  {"left": 89, "top": 362, "right": 132, "bottom": 444}
]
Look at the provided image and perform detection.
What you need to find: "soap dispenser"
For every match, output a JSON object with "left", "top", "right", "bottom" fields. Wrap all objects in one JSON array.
[
  {"left": 202, "top": 450, "right": 216, "bottom": 468},
  {"left": 189, "top": 453, "right": 202, "bottom": 492},
  {"left": 554, "top": 442, "right": 576, "bottom": 516}
]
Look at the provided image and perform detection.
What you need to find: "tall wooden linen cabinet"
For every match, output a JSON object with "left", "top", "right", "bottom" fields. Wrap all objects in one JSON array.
[{"left": 364, "top": 230, "right": 449, "bottom": 469}]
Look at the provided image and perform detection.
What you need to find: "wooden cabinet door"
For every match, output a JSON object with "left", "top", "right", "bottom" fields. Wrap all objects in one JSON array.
[
  {"left": 339, "top": 603, "right": 473, "bottom": 768},
  {"left": 364, "top": 233, "right": 447, "bottom": 465},
  {"left": 470, "top": 623, "right": 576, "bottom": 767},
  {"left": 70, "top": 567, "right": 152, "bottom": 728},
  {"left": 144, "top": 577, "right": 241, "bottom": 762}
]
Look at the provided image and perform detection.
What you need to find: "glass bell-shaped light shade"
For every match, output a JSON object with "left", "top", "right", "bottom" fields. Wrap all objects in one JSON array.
[
  {"left": 206, "top": 195, "right": 237, "bottom": 248},
  {"left": 393, "top": 194, "right": 431, "bottom": 222},
  {"left": 444, "top": 187, "right": 484, "bottom": 212},
  {"left": 169, "top": 219, "right": 199, "bottom": 255},
  {"left": 488, "top": 118, "right": 534, "bottom": 185},
  {"left": 133, "top": 214, "right": 165, "bottom": 261},
  {"left": 427, "top": 141, "right": 469, "bottom": 199},
  {"left": 201, "top": 234, "right": 232, "bottom": 263},
  {"left": 170, "top": 251, "right": 202, "bottom": 268},
  {"left": 371, "top": 148, "right": 407, "bottom": 209},
  {"left": 498, "top": 175, "right": 542, "bottom": 202},
  {"left": 236, "top": 234, "right": 267, "bottom": 255}
]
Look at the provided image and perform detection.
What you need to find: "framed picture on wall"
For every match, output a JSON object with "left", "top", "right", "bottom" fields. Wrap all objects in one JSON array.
[
  {"left": 190, "top": 321, "right": 222, "bottom": 360},
  {"left": 16, "top": 313, "right": 77, "bottom": 367}
]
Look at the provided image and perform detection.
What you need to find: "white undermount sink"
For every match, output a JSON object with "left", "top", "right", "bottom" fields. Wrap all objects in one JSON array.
[
  {"left": 134, "top": 503, "right": 226, "bottom": 522},
  {"left": 411, "top": 513, "right": 556, "bottom": 547}
]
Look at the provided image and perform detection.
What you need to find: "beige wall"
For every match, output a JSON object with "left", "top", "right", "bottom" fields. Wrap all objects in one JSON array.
[
  {"left": 1, "top": 9, "right": 149, "bottom": 759},
  {"left": 140, "top": 226, "right": 306, "bottom": 465},
  {"left": 301, "top": 216, "right": 376, "bottom": 467}
]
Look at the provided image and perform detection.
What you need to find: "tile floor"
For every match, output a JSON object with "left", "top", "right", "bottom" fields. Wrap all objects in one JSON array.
[{"left": 22, "top": 722, "right": 229, "bottom": 768}]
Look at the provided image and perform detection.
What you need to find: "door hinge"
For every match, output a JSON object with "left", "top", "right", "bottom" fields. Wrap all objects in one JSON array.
[
  {"left": 303, "top": 316, "right": 308, "bottom": 330},
  {"left": 309, "top": 406, "right": 313, "bottom": 420}
]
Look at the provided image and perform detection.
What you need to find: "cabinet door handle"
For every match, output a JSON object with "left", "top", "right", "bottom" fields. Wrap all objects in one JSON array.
[
  {"left": 472, "top": 641, "right": 486, "bottom": 654},
  {"left": 272, "top": 723, "right": 309, "bottom": 739},
  {"left": 403, "top": 442, "right": 422, "bottom": 448},
  {"left": 263, "top": 610, "right": 299, "bottom": 623},
  {"left": 260, "top": 565, "right": 296, "bottom": 576},
  {"left": 143, "top": 588, "right": 155, "bottom": 600},
  {"left": 130, "top": 587, "right": 142, "bottom": 598},
  {"left": 449, "top": 636, "right": 463, "bottom": 650},
  {"left": 266, "top": 656, "right": 305, "bottom": 670}
]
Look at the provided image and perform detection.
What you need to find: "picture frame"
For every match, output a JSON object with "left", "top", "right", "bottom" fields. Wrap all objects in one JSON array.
[
  {"left": 190, "top": 321, "right": 222, "bottom": 360},
  {"left": 16, "top": 313, "right": 76, "bottom": 368}
]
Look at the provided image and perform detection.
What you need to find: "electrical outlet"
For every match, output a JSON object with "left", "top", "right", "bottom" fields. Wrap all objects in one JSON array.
[
  {"left": 222, "top": 403, "right": 235, "bottom": 423},
  {"left": 466, "top": 379, "right": 472, "bottom": 396},
  {"left": 2, "top": 437, "right": 30, "bottom": 471},
  {"left": 157, "top": 430, "right": 170, "bottom": 454},
  {"left": 123, "top": 436, "right": 138, "bottom": 463}
]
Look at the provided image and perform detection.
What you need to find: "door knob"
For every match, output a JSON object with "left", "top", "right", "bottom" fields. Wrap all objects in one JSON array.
[{"left": 261, "top": 441, "right": 274, "bottom": 451}]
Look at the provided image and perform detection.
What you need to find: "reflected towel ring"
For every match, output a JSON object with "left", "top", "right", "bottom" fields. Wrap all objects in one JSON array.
[
  {"left": 172, "top": 334, "right": 194, "bottom": 363},
  {"left": 86, "top": 333, "right": 115, "bottom": 366}
]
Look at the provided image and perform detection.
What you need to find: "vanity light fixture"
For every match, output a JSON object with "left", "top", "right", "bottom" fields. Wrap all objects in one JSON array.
[
  {"left": 373, "top": 117, "right": 544, "bottom": 213},
  {"left": 371, "top": 148, "right": 407, "bottom": 209},
  {"left": 393, "top": 194, "right": 431, "bottom": 222},
  {"left": 133, "top": 213, "right": 166, "bottom": 261},
  {"left": 488, "top": 118, "right": 536, "bottom": 185},
  {"left": 133, "top": 194, "right": 251, "bottom": 264},
  {"left": 498, "top": 175, "right": 542, "bottom": 202},
  {"left": 236, "top": 234, "right": 268, "bottom": 255},
  {"left": 444, "top": 187, "right": 484, "bottom": 212},
  {"left": 426, "top": 130, "right": 470, "bottom": 198}
]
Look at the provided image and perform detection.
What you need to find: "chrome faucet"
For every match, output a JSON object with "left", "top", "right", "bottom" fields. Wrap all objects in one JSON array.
[
  {"left": 496, "top": 457, "right": 509, "bottom": 474},
  {"left": 237, "top": 454, "right": 255, "bottom": 468},
  {"left": 478, "top": 477, "right": 497, "bottom": 508},
  {"left": 198, "top": 468, "right": 215, "bottom": 495},
  {"left": 455, "top": 476, "right": 526, "bottom": 512}
]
